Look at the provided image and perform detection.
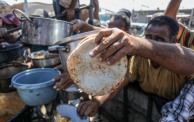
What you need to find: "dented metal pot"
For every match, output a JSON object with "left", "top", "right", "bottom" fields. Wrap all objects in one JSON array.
[{"left": 13, "top": 9, "right": 73, "bottom": 46}]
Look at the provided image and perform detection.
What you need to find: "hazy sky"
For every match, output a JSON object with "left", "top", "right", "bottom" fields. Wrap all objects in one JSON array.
[{"left": 6, "top": 0, "right": 194, "bottom": 12}]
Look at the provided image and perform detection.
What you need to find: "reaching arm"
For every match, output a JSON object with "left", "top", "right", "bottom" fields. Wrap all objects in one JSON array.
[
  {"left": 0, "top": 28, "right": 20, "bottom": 43},
  {"left": 61, "top": 0, "right": 78, "bottom": 21},
  {"left": 93, "top": 0, "right": 100, "bottom": 21},
  {"left": 69, "top": 0, "right": 78, "bottom": 10},
  {"left": 90, "top": 28, "right": 194, "bottom": 76},
  {"left": 164, "top": 0, "right": 182, "bottom": 19},
  {"left": 135, "top": 37, "right": 194, "bottom": 76},
  {"left": 71, "top": 19, "right": 104, "bottom": 33},
  {"left": 164, "top": 0, "right": 184, "bottom": 40},
  {"left": 77, "top": 77, "right": 129, "bottom": 117},
  {"left": 93, "top": 76, "right": 129, "bottom": 106}
]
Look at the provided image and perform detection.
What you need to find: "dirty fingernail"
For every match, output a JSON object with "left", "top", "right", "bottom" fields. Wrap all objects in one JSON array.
[
  {"left": 98, "top": 57, "right": 102, "bottom": 62},
  {"left": 89, "top": 52, "right": 94, "bottom": 57},
  {"left": 107, "top": 61, "right": 110, "bottom": 65}
]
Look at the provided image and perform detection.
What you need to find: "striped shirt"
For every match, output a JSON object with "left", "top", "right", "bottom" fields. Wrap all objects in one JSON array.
[{"left": 179, "top": 27, "right": 194, "bottom": 50}]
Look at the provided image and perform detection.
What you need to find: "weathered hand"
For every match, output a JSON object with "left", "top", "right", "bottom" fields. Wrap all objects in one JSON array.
[
  {"left": 89, "top": 28, "right": 139, "bottom": 65},
  {"left": 77, "top": 99, "right": 100, "bottom": 118},
  {"left": 62, "top": 8, "right": 75, "bottom": 21},
  {"left": 52, "top": 72, "right": 74, "bottom": 91},
  {"left": 70, "top": 19, "right": 85, "bottom": 33},
  {"left": 12, "top": 61, "right": 22, "bottom": 67}
]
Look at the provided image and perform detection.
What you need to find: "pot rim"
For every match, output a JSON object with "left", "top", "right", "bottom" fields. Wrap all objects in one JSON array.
[
  {"left": 21, "top": 16, "right": 74, "bottom": 25},
  {"left": 28, "top": 50, "right": 59, "bottom": 60},
  {"left": 11, "top": 68, "right": 61, "bottom": 89},
  {"left": 28, "top": 55, "right": 59, "bottom": 60}
]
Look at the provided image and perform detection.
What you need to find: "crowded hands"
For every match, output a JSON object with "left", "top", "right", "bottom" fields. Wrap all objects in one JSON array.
[
  {"left": 70, "top": 19, "right": 85, "bottom": 33},
  {"left": 77, "top": 99, "right": 100, "bottom": 118},
  {"left": 53, "top": 65, "right": 74, "bottom": 91},
  {"left": 62, "top": 8, "right": 75, "bottom": 21}
]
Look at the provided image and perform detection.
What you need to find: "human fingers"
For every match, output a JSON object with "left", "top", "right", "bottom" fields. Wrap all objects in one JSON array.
[
  {"left": 60, "top": 79, "right": 74, "bottom": 90},
  {"left": 70, "top": 19, "right": 78, "bottom": 24},
  {"left": 83, "top": 104, "right": 95, "bottom": 117},
  {"left": 52, "top": 72, "right": 69, "bottom": 82},
  {"left": 77, "top": 102, "right": 85, "bottom": 115},
  {"left": 67, "top": 14, "right": 70, "bottom": 22},
  {"left": 56, "top": 78, "right": 72, "bottom": 91},
  {"left": 89, "top": 29, "right": 123, "bottom": 58},
  {"left": 53, "top": 76, "right": 70, "bottom": 89},
  {"left": 107, "top": 47, "right": 128, "bottom": 65},
  {"left": 88, "top": 111, "right": 96, "bottom": 117},
  {"left": 94, "top": 29, "right": 113, "bottom": 45},
  {"left": 98, "top": 40, "right": 124, "bottom": 62},
  {"left": 69, "top": 15, "right": 73, "bottom": 21},
  {"left": 54, "top": 64, "right": 63, "bottom": 70},
  {"left": 79, "top": 102, "right": 90, "bottom": 117}
]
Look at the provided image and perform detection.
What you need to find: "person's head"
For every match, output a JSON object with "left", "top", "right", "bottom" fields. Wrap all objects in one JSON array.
[
  {"left": 117, "top": 9, "right": 131, "bottom": 19},
  {"left": 108, "top": 14, "right": 130, "bottom": 33},
  {"left": 108, "top": 9, "right": 131, "bottom": 33},
  {"left": 145, "top": 16, "right": 179, "bottom": 43},
  {"left": 31, "top": 9, "right": 49, "bottom": 18},
  {"left": 151, "top": 12, "right": 164, "bottom": 20},
  {"left": 2, "top": 13, "right": 20, "bottom": 30}
]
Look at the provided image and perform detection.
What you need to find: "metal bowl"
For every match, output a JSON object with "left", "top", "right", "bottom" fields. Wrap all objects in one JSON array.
[
  {"left": 55, "top": 104, "right": 90, "bottom": 122},
  {"left": 11, "top": 68, "right": 61, "bottom": 106},
  {"left": 28, "top": 50, "right": 61, "bottom": 68},
  {"left": 0, "top": 64, "right": 28, "bottom": 93},
  {"left": 0, "top": 44, "right": 22, "bottom": 64}
]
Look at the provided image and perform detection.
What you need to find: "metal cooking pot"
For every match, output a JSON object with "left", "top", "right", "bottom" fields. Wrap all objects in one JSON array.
[
  {"left": 49, "top": 30, "right": 99, "bottom": 72},
  {"left": 12, "top": 9, "right": 73, "bottom": 46},
  {"left": 59, "top": 84, "right": 81, "bottom": 103},
  {"left": 11, "top": 68, "right": 61, "bottom": 106},
  {"left": 28, "top": 50, "right": 61, "bottom": 68},
  {"left": 0, "top": 44, "right": 22, "bottom": 64},
  {"left": 0, "top": 64, "right": 28, "bottom": 93}
]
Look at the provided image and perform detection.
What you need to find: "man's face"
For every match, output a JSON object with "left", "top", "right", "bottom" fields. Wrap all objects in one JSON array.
[
  {"left": 108, "top": 17, "right": 125, "bottom": 31},
  {"left": 145, "top": 24, "right": 171, "bottom": 43}
]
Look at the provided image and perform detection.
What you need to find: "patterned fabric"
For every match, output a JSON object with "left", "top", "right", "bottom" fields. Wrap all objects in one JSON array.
[
  {"left": 179, "top": 27, "right": 194, "bottom": 50},
  {"left": 160, "top": 79, "right": 194, "bottom": 122}
]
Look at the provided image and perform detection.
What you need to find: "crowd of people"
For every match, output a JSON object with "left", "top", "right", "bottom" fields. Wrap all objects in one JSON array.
[{"left": 1, "top": 0, "right": 194, "bottom": 121}]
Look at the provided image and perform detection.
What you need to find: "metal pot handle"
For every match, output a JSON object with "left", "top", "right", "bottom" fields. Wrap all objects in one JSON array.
[{"left": 12, "top": 9, "right": 32, "bottom": 22}]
